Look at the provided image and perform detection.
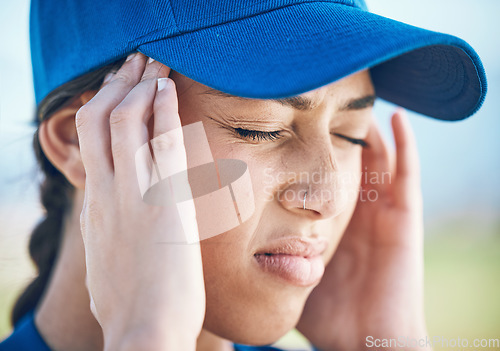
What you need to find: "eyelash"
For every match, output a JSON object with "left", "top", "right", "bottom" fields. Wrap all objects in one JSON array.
[
  {"left": 332, "top": 133, "right": 368, "bottom": 148},
  {"left": 233, "top": 128, "right": 283, "bottom": 141},
  {"left": 233, "top": 128, "right": 367, "bottom": 147}
]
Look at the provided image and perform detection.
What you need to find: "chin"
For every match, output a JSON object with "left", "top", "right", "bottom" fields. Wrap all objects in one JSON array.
[
  {"left": 204, "top": 312, "right": 301, "bottom": 346},
  {"left": 202, "top": 282, "right": 311, "bottom": 346}
]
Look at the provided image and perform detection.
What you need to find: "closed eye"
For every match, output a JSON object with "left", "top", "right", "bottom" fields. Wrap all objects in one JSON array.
[
  {"left": 333, "top": 133, "right": 368, "bottom": 148},
  {"left": 234, "top": 128, "right": 367, "bottom": 147},
  {"left": 234, "top": 128, "right": 283, "bottom": 142}
]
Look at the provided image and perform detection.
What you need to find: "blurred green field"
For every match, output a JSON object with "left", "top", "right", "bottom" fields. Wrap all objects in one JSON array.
[
  {"left": 423, "top": 220, "right": 500, "bottom": 350},
  {"left": 1, "top": 218, "right": 499, "bottom": 350}
]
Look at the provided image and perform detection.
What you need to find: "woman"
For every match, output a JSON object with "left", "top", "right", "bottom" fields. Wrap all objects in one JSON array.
[{"left": 1, "top": 0, "right": 487, "bottom": 350}]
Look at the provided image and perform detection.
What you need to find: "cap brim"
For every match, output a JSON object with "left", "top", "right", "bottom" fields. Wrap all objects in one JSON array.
[{"left": 139, "top": 2, "right": 486, "bottom": 121}]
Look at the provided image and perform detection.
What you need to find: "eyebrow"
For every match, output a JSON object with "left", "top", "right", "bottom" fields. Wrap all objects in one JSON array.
[{"left": 201, "top": 88, "right": 376, "bottom": 112}]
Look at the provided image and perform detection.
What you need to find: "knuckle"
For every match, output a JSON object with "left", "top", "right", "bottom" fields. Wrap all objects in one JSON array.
[
  {"left": 113, "top": 72, "right": 135, "bottom": 86},
  {"left": 109, "top": 107, "right": 130, "bottom": 126},
  {"left": 152, "top": 131, "right": 183, "bottom": 153},
  {"left": 140, "top": 71, "right": 158, "bottom": 83}
]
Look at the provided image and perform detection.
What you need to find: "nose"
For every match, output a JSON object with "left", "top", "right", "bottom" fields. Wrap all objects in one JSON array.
[{"left": 277, "top": 140, "right": 351, "bottom": 220}]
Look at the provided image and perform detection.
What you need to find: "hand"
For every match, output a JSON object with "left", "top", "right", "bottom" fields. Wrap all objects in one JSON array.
[
  {"left": 297, "top": 110, "right": 430, "bottom": 350},
  {"left": 76, "top": 53, "right": 205, "bottom": 351}
]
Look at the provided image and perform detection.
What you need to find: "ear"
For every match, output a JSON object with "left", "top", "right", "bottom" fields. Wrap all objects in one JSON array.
[{"left": 38, "top": 91, "right": 97, "bottom": 189}]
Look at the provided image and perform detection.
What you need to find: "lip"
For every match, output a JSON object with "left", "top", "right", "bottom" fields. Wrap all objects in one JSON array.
[{"left": 253, "top": 237, "right": 327, "bottom": 287}]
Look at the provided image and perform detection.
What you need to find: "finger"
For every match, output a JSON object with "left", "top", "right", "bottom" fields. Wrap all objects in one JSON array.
[
  {"left": 131, "top": 59, "right": 171, "bottom": 199},
  {"left": 109, "top": 58, "right": 170, "bottom": 183},
  {"left": 152, "top": 78, "right": 181, "bottom": 138},
  {"left": 151, "top": 78, "right": 200, "bottom": 243},
  {"left": 141, "top": 57, "right": 171, "bottom": 83},
  {"left": 391, "top": 108, "right": 421, "bottom": 208},
  {"left": 150, "top": 78, "right": 187, "bottom": 180},
  {"left": 361, "top": 117, "right": 392, "bottom": 196},
  {"left": 75, "top": 52, "right": 147, "bottom": 183},
  {"left": 101, "top": 72, "right": 114, "bottom": 89}
]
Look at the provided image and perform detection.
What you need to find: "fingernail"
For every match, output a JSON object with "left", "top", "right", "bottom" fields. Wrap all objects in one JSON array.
[
  {"left": 103, "top": 72, "right": 114, "bottom": 84},
  {"left": 157, "top": 78, "right": 171, "bottom": 92},
  {"left": 126, "top": 52, "right": 137, "bottom": 62},
  {"left": 148, "top": 57, "right": 155, "bottom": 64}
]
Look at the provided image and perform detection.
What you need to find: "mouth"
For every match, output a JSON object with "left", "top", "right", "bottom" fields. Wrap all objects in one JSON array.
[{"left": 253, "top": 237, "right": 327, "bottom": 287}]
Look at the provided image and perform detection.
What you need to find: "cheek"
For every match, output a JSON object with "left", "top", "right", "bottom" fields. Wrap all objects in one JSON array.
[
  {"left": 336, "top": 147, "right": 363, "bottom": 192},
  {"left": 317, "top": 149, "right": 363, "bottom": 258},
  {"left": 338, "top": 149, "right": 363, "bottom": 217}
]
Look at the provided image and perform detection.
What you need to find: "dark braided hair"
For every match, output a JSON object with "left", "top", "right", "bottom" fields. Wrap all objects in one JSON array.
[{"left": 11, "top": 57, "right": 127, "bottom": 326}]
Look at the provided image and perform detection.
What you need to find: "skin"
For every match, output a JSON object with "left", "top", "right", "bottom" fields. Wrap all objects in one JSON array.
[{"left": 35, "top": 52, "right": 429, "bottom": 350}]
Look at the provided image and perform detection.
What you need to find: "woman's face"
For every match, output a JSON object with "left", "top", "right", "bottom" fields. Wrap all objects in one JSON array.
[{"left": 170, "top": 69, "right": 375, "bottom": 344}]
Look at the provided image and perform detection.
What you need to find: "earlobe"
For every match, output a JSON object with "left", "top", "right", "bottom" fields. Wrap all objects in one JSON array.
[{"left": 38, "top": 94, "right": 96, "bottom": 190}]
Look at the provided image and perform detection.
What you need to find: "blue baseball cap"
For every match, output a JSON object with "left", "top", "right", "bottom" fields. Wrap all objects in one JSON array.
[{"left": 30, "top": 0, "right": 487, "bottom": 121}]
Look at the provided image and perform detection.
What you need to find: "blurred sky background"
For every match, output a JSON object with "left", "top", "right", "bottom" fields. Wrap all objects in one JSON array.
[{"left": 0, "top": 0, "right": 499, "bottom": 346}]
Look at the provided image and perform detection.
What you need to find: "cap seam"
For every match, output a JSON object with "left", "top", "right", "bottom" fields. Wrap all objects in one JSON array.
[
  {"left": 169, "top": 0, "right": 360, "bottom": 30},
  {"left": 132, "top": 0, "right": 361, "bottom": 47},
  {"left": 168, "top": 0, "right": 180, "bottom": 32}
]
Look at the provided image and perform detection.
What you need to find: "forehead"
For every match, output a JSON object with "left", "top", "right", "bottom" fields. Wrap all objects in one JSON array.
[
  {"left": 171, "top": 69, "right": 374, "bottom": 109},
  {"left": 286, "top": 69, "right": 375, "bottom": 108}
]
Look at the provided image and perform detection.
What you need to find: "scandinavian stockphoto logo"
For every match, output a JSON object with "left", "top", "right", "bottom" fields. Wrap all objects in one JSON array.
[
  {"left": 134, "top": 121, "right": 255, "bottom": 244},
  {"left": 262, "top": 166, "right": 391, "bottom": 211}
]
